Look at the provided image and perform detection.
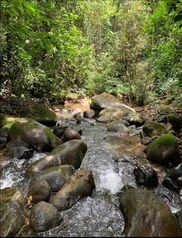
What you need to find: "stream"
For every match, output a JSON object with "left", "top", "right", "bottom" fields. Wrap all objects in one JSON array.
[{"left": 0, "top": 119, "right": 181, "bottom": 237}]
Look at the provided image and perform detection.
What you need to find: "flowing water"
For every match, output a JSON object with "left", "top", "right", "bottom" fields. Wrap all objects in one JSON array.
[{"left": 0, "top": 119, "right": 181, "bottom": 237}]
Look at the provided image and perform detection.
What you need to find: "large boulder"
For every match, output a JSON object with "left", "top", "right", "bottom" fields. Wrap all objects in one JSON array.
[
  {"left": 7, "top": 117, "right": 61, "bottom": 152},
  {"left": 26, "top": 140, "right": 87, "bottom": 177},
  {"left": 119, "top": 188, "right": 182, "bottom": 237},
  {"left": 97, "top": 108, "right": 128, "bottom": 123},
  {"left": 90, "top": 93, "right": 119, "bottom": 113},
  {"left": 145, "top": 134, "right": 180, "bottom": 166},
  {"left": 0, "top": 188, "right": 26, "bottom": 237},
  {"left": 30, "top": 201, "right": 60, "bottom": 232},
  {"left": 29, "top": 165, "right": 75, "bottom": 192},
  {"left": 25, "top": 102, "right": 57, "bottom": 127},
  {"left": 107, "top": 121, "right": 129, "bottom": 134},
  {"left": 50, "top": 169, "right": 95, "bottom": 210}
]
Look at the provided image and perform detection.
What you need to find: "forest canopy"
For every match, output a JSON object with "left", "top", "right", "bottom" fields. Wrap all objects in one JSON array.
[{"left": 0, "top": 0, "right": 182, "bottom": 105}]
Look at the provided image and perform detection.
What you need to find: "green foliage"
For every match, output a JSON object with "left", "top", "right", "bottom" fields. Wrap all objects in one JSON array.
[
  {"left": 0, "top": 0, "right": 181, "bottom": 105},
  {"left": 144, "top": 0, "right": 182, "bottom": 99}
]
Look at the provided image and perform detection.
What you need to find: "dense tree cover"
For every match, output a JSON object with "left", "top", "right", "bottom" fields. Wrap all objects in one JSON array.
[{"left": 0, "top": 0, "right": 181, "bottom": 105}]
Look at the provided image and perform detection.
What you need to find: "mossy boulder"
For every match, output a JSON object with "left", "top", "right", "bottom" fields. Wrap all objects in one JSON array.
[
  {"left": 119, "top": 188, "right": 182, "bottom": 237},
  {"left": 90, "top": 93, "right": 119, "bottom": 113},
  {"left": 26, "top": 140, "right": 87, "bottom": 177},
  {"left": 7, "top": 117, "right": 61, "bottom": 152},
  {"left": 50, "top": 169, "right": 95, "bottom": 210},
  {"left": 29, "top": 165, "right": 75, "bottom": 192},
  {"left": 0, "top": 187, "right": 25, "bottom": 206},
  {"left": 26, "top": 102, "right": 57, "bottom": 126},
  {"left": 145, "top": 133, "right": 180, "bottom": 166},
  {"left": 97, "top": 108, "right": 128, "bottom": 123},
  {"left": 143, "top": 121, "right": 167, "bottom": 138},
  {"left": 0, "top": 188, "right": 26, "bottom": 237}
]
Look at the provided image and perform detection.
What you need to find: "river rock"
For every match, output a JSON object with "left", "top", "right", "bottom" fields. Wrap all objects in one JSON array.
[
  {"left": 26, "top": 140, "right": 87, "bottom": 177},
  {"left": 0, "top": 188, "right": 26, "bottom": 237},
  {"left": 90, "top": 93, "right": 119, "bottom": 113},
  {"left": 29, "top": 165, "right": 75, "bottom": 192},
  {"left": 53, "top": 126, "right": 66, "bottom": 138},
  {"left": 30, "top": 201, "right": 60, "bottom": 232},
  {"left": 7, "top": 117, "right": 61, "bottom": 152},
  {"left": 83, "top": 109, "right": 95, "bottom": 119},
  {"left": 133, "top": 166, "right": 158, "bottom": 188},
  {"left": 168, "top": 112, "right": 182, "bottom": 132},
  {"left": 145, "top": 133, "right": 180, "bottom": 166},
  {"left": 107, "top": 121, "right": 129, "bottom": 134},
  {"left": 28, "top": 180, "right": 51, "bottom": 203},
  {"left": 25, "top": 101, "right": 57, "bottom": 127},
  {"left": 123, "top": 112, "right": 144, "bottom": 126},
  {"left": 143, "top": 120, "right": 167, "bottom": 138},
  {"left": 162, "top": 163, "right": 182, "bottom": 192},
  {"left": 119, "top": 188, "right": 182, "bottom": 237},
  {"left": 6, "top": 139, "right": 34, "bottom": 160},
  {"left": 61, "top": 127, "right": 81, "bottom": 142},
  {"left": 0, "top": 187, "right": 25, "bottom": 206},
  {"left": 97, "top": 108, "right": 128, "bottom": 123},
  {"left": 50, "top": 169, "right": 95, "bottom": 210}
]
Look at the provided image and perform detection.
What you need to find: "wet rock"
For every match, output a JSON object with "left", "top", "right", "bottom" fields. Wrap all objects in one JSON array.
[
  {"left": 162, "top": 163, "right": 182, "bottom": 192},
  {"left": 62, "top": 127, "right": 81, "bottom": 142},
  {"left": 0, "top": 202, "right": 25, "bottom": 237},
  {"left": 28, "top": 180, "right": 51, "bottom": 203},
  {"left": 0, "top": 128, "right": 8, "bottom": 144},
  {"left": 90, "top": 93, "right": 119, "bottom": 113},
  {"left": 123, "top": 112, "right": 144, "bottom": 127},
  {"left": 133, "top": 166, "right": 158, "bottom": 188},
  {"left": 6, "top": 139, "right": 34, "bottom": 160},
  {"left": 97, "top": 108, "right": 128, "bottom": 123},
  {"left": 50, "top": 169, "right": 95, "bottom": 210},
  {"left": 0, "top": 188, "right": 26, "bottom": 237},
  {"left": 143, "top": 120, "right": 167, "bottom": 137},
  {"left": 53, "top": 125, "right": 66, "bottom": 138},
  {"left": 7, "top": 117, "right": 61, "bottom": 152},
  {"left": 0, "top": 187, "right": 25, "bottom": 206},
  {"left": 119, "top": 188, "right": 182, "bottom": 237},
  {"left": 29, "top": 165, "right": 75, "bottom": 192},
  {"left": 107, "top": 121, "right": 129, "bottom": 134},
  {"left": 168, "top": 112, "right": 182, "bottom": 132},
  {"left": 83, "top": 109, "right": 95, "bottom": 119},
  {"left": 145, "top": 134, "right": 180, "bottom": 166},
  {"left": 26, "top": 140, "right": 87, "bottom": 177},
  {"left": 30, "top": 201, "right": 60, "bottom": 232}
]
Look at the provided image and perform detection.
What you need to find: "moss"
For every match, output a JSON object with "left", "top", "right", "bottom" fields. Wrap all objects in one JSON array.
[
  {"left": 147, "top": 133, "right": 177, "bottom": 150},
  {"left": 0, "top": 115, "right": 17, "bottom": 129},
  {"left": 44, "top": 127, "right": 60, "bottom": 148},
  {"left": 0, "top": 188, "right": 17, "bottom": 203},
  {"left": 143, "top": 121, "right": 167, "bottom": 137},
  {"left": 146, "top": 133, "right": 180, "bottom": 165},
  {"left": 30, "top": 102, "right": 56, "bottom": 121}
]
